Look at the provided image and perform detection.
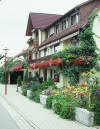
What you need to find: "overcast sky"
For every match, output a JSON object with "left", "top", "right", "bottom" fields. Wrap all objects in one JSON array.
[{"left": 0, "top": 0, "right": 87, "bottom": 57}]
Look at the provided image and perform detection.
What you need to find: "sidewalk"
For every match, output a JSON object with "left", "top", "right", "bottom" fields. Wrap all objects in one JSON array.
[{"left": 0, "top": 84, "right": 97, "bottom": 129}]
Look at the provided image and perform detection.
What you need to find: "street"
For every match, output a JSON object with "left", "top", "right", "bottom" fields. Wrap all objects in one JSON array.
[{"left": 0, "top": 103, "right": 20, "bottom": 129}]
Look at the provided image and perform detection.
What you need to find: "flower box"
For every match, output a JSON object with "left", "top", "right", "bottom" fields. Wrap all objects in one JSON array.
[
  {"left": 40, "top": 95, "right": 48, "bottom": 105},
  {"left": 75, "top": 107, "right": 94, "bottom": 127},
  {"left": 18, "top": 87, "right": 22, "bottom": 94},
  {"left": 27, "top": 90, "right": 31, "bottom": 97}
]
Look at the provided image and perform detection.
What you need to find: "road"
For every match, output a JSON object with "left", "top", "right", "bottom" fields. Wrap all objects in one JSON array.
[{"left": 0, "top": 103, "right": 20, "bottom": 129}]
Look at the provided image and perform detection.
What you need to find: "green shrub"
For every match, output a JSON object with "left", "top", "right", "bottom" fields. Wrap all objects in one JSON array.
[
  {"left": 46, "top": 95, "right": 54, "bottom": 109},
  {"left": 17, "top": 76, "right": 22, "bottom": 86},
  {"left": 33, "top": 91, "right": 41, "bottom": 103},
  {"left": 53, "top": 96, "right": 76, "bottom": 120},
  {"left": 54, "top": 99, "right": 63, "bottom": 115},
  {"left": 21, "top": 85, "right": 27, "bottom": 96},
  {"left": 60, "top": 104, "right": 75, "bottom": 120},
  {"left": 29, "top": 91, "right": 35, "bottom": 100},
  {"left": 22, "top": 88, "right": 27, "bottom": 96},
  {"left": 41, "top": 78, "right": 56, "bottom": 90},
  {"left": 23, "top": 69, "right": 28, "bottom": 82},
  {"left": 29, "top": 90, "right": 41, "bottom": 103},
  {"left": 91, "top": 101, "right": 100, "bottom": 125},
  {"left": 31, "top": 81, "right": 41, "bottom": 91}
]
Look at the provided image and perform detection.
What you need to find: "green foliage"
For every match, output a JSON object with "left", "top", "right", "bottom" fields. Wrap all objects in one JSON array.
[
  {"left": 89, "top": 8, "right": 99, "bottom": 18},
  {"left": 21, "top": 85, "right": 27, "bottom": 96},
  {"left": 33, "top": 91, "right": 41, "bottom": 103},
  {"left": 46, "top": 95, "right": 54, "bottom": 109},
  {"left": 52, "top": 15, "right": 99, "bottom": 85},
  {"left": 41, "top": 78, "right": 56, "bottom": 90},
  {"left": 53, "top": 96, "right": 76, "bottom": 120},
  {"left": 31, "top": 81, "right": 41, "bottom": 91},
  {"left": 60, "top": 104, "right": 75, "bottom": 120},
  {"left": 23, "top": 69, "right": 29, "bottom": 82},
  {"left": 90, "top": 101, "right": 100, "bottom": 125},
  {"left": 17, "top": 75, "right": 22, "bottom": 86},
  {"left": 29, "top": 90, "right": 41, "bottom": 103}
]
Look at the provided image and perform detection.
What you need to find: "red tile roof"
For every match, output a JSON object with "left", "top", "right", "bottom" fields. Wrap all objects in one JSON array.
[
  {"left": 26, "top": 13, "right": 62, "bottom": 36},
  {"left": 39, "top": 20, "right": 88, "bottom": 48},
  {"left": 44, "top": 0, "right": 95, "bottom": 30},
  {"left": 39, "top": 2, "right": 100, "bottom": 48}
]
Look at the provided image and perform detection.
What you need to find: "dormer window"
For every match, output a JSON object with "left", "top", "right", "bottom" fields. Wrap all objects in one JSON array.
[
  {"left": 49, "top": 27, "right": 54, "bottom": 36},
  {"left": 62, "top": 18, "right": 68, "bottom": 30},
  {"left": 71, "top": 13, "right": 79, "bottom": 25},
  {"left": 56, "top": 24, "right": 60, "bottom": 33}
]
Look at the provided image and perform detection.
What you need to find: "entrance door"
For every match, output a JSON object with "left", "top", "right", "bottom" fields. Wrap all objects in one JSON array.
[{"left": 44, "top": 69, "right": 47, "bottom": 81}]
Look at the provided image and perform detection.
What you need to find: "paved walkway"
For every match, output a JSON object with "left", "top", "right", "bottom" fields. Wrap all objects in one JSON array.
[{"left": 0, "top": 84, "right": 97, "bottom": 129}]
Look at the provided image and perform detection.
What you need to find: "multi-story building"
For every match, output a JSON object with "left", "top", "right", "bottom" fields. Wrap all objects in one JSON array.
[{"left": 26, "top": 0, "right": 100, "bottom": 88}]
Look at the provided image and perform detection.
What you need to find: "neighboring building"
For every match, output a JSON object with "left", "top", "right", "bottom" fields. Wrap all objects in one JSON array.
[
  {"left": 8, "top": 50, "right": 28, "bottom": 84},
  {"left": 25, "top": 0, "right": 100, "bottom": 88}
]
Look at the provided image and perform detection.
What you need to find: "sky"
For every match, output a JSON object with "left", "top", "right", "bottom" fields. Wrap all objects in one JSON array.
[{"left": 0, "top": 0, "right": 87, "bottom": 57}]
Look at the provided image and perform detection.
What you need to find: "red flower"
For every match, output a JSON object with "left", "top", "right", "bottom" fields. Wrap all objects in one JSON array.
[
  {"left": 80, "top": 93, "right": 84, "bottom": 96},
  {"left": 85, "top": 93, "right": 87, "bottom": 95},
  {"left": 81, "top": 83, "right": 85, "bottom": 87}
]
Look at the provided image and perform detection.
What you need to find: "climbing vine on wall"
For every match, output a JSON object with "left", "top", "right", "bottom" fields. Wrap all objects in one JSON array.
[{"left": 52, "top": 10, "right": 99, "bottom": 85}]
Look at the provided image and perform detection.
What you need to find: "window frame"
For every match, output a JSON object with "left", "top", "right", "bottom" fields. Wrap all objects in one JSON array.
[
  {"left": 56, "top": 23, "right": 60, "bottom": 33},
  {"left": 54, "top": 43, "right": 60, "bottom": 53},
  {"left": 49, "top": 27, "right": 54, "bottom": 36},
  {"left": 62, "top": 18, "right": 68, "bottom": 30},
  {"left": 44, "top": 48, "right": 47, "bottom": 56},
  {"left": 71, "top": 13, "right": 79, "bottom": 25}
]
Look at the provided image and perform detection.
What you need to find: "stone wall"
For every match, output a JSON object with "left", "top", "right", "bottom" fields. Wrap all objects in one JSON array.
[
  {"left": 40, "top": 95, "right": 48, "bottom": 105},
  {"left": 75, "top": 107, "right": 94, "bottom": 127}
]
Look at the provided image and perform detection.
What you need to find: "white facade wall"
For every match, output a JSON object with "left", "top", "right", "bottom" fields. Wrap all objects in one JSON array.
[{"left": 93, "top": 10, "right": 100, "bottom": 50}]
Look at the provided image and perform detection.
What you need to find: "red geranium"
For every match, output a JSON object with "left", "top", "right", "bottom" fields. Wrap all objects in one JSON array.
[{"left": 81, "top": 83, "right": 85, "bottom": 87}]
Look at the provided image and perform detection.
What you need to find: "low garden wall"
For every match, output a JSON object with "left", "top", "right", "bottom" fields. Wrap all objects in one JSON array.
[
  {"left": 75, "top": 107, "right": 94, "bottom": 127},
  {"left": 40, "top": 95, "right": 48, "bottom": 105},
  {"left": 18, "top": 87, "right": 22, "bottom": 94},
  {"left": 27, "top": 90, "right": 31, "bottom": 97}
]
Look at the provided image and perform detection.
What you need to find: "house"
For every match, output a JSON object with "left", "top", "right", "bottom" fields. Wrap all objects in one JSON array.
[
  {"left": 25, "top": 0, "right": 100, "bottom": 88},
  {"left": 8, "top": 50, "right": 28, "bottom": 84}
]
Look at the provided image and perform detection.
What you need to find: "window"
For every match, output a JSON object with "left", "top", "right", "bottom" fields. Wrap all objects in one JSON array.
[
  {"left": 35, "top": 53, "right": 38, "bottom": 59},
  {"left": 54, "top": 70, "right": 59, "bottom": 82},
  {"left": 72, "top": 40, "right": 80, "bottom": 46},
  {"left": 71, "top": 37, "right": 80, "bottom": 47},
  {"left": 54, "top": 44, "right": 60, "bottom": 53},
  {"left": 56, "top": 24, "right": 60, "bottom": 33},
  {"left": 44, "top": 48, "right": 47, "bottom": 56},
  {"left": 62, "top": 18, "right": 68, "bottom": 30},
  {"left": 50, "top": 46, "right": 53, "bottom": 54},
  {"left": 71, "top": 13, "right": 79, "bottom": 25},
  {"left": 49, "top": 27, "right": 54, "bottom": 36}
]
